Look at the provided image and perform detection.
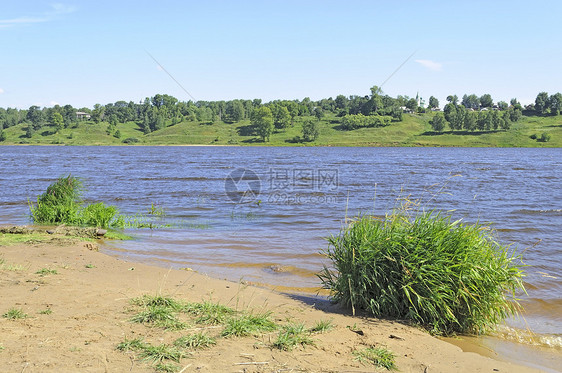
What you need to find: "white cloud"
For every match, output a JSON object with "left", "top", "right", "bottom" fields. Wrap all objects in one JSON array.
[
  {"left": 415, "top": 59, "right": 443, "bottom": 72},
  {"left": 48, "top": 3, "right": 77, "bottom": 16},
  {"left": 0, "top": 3, "right": 76, "bottom": 29},
  {"left": 0, "top": 88, "right": 4, "bottom": 94},
  {"left": 50, "top": 100, "right": 60, "bottom": 106}
]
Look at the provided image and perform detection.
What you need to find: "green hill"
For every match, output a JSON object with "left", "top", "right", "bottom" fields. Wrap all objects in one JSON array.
[{"left": 1, "top": 113, "right": 560, "bottom": 147}]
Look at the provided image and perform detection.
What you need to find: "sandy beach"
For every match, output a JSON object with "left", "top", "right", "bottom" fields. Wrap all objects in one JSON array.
[{"left": 0, "top": 232, "right": 543, "bottom": 372}]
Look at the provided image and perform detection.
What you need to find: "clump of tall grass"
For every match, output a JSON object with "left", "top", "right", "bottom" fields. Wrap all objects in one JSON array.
[
  {"left": 29, "top": 175, "right": 83, "bottom": 225},
  {"left": 28, "top": 175, "right": 122, "bottom": 229},
  {"left": 318, "top": 211, "right": 526, "bottom": 336}
]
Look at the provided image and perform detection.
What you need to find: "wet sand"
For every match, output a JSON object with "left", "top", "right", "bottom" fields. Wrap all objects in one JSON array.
[{"left": 0, "top": 236, "right": 544, "bottom": 372}]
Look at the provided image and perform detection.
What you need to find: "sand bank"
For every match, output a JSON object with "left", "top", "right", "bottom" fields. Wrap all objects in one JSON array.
[{"left": 0, "top": 235, "right": 543, "bottom": 372}]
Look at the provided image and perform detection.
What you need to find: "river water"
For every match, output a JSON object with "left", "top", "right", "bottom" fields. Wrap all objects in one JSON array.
[{"left": 0, "top": 146, "right": 560, "bottom": 369}]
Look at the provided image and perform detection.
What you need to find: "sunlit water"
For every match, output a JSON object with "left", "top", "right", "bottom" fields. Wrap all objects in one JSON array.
[{"left": 1, "top": 146, "right": 560, "bottom": 369}]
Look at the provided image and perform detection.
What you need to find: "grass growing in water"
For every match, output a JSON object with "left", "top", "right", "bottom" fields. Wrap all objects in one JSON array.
[
  {"left": 29, "top": 175, "right": 122, "bottom": 229},
  {"left": 318, "top": 211, "right": 526, "bottom": 336},
  {"left": 353, "top": 346, "right": 397, "bottom": 370},
  {"left": 29, "top": 175, "right": 83, "bottom": 225}
]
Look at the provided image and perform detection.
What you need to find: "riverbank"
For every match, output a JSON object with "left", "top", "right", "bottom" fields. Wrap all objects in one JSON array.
[
  {"left": 0, "top": 233, "right": 543, "bottom": 372},
  {"left": 1, "top": 113, "right": 561, "bottom": 147}
]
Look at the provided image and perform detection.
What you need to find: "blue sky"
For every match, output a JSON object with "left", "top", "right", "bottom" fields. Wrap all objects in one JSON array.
[{"left": 1, "top": 0, "right": 560, "bottom": 109}]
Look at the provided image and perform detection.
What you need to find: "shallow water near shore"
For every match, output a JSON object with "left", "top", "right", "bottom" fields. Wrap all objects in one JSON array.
[{"left": 0, "top": 145, "right": 561, "bottom": 370}]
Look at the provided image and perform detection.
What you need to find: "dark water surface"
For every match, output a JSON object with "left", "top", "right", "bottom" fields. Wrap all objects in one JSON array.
[{"left": 1, "top": 146, "right": 561, "bottom": 367}]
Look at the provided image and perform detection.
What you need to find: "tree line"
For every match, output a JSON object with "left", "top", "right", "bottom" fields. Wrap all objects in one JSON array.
[{"left": 0, "top": 89, "right": 560, "bottom": 142}]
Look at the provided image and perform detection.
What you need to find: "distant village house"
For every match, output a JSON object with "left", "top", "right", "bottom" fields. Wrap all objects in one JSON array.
[{"left": 75, "top": 111, "right": 91, "bottom": 120}]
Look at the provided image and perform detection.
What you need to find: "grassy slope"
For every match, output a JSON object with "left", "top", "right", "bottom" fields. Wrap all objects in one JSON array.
[{"left": 2, "top": 113, "right": 561, "bottom": 147}]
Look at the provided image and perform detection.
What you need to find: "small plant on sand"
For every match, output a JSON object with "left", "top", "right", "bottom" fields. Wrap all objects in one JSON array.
[
  {"left": 139, "top": 343, "right": 187, "bottom": 365},
  {"left": 221, "top": 311, "right": 277, "bottom": 337},
  {"left": 0, "top": 257, "right": 25, "bottom": 271},
  {"left": 2, "top": 308, "right": 27, "bottom": 320},
  {"left": 182, "top": 301, "right": 235, "bottom": 325},
  {"left": 117, "top": 338, "right": 185, "bottom": 372},
  {"left": 117, "top": 337, "right": 147, "bottom": 352},
  {"left": 353, "top": 346, "right": 397, "bottom": 370},
  {"left": 309, "top": 319, "right": 334, "bottom": 333},
  {"left": 319, "top": 210, "right": 526, "bottom": 336},
  {"left": 131, "top": 305, "right": 187, "bottom": 330},
  {"left": 36, "top": 268, "right": 58, "bottom": 276},
  {"left": 39, "top": 309, "right": 52, "bottom": 315},
  {"left": 173, "top": 333, "right": 216, "bottom": 349},
  {"left": 154, "top": 362, "right": 180, "bottom": 372},
  {"left": 130, "top": 295, "right": 188, "bottom": 330},
  {"left": 272, "top": 323, "right": 314, "bottom": 351}
]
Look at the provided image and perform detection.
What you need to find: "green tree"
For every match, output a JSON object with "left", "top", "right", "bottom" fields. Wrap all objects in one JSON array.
[
  {"left": 226, "top": 100, "right": 245, "bottom": 122},
  {"left": 508, "top": 108, "right": 522, "bottom": 122},
  {"left": 479, "top": 94, "right": 493, "bottom": 108},
  {"left": 302, "top": 119, "right": 320, "bottom": 141},
  {"left": 510, "top": 98, "right": 523, "bottom": 111},
  {"left": 461, "top": 94, "right": 479, "bottom": 110},
  {"left": 535, "top": 92, "right": 549, "bottom": 115},
  {"left": 114, "top": 129, "right": 121, "bottom": 139},
  {"left": 428, "top": 96, "right": 439, "bottom": 109},
  {"left": 91, "top": 104, "right": 105, "bottom": 123},
  {"left": 405, "top": 98, "right": 418, "bottom": 111},
  {"left": 446, "top": 95, "right": 458, "bottom": 105},
  {"left": 549, "top": 93, "right": 562, "bottom": 116},
  {"left": 497, "top": 101, "right": 508, "bottom": 111},
  {"left": 51, "top": 112, "right": 64, "bottom": 133},
  {"left": 463, "top": 112, "right": 477, "bottom": 131},
  {"left": 491, "top": 110, "right": 500, "bottom": 130},
  {"left": 274, "top": 106, "right": 291, "bottom": 130},
  {"left": 500, "top": 112, "right": 511, "bottom": 130},
  {"left": 252, "top": 107, "right": 274, "bottom": 142},
  {"left": 335, "top": 95, "right": 348, "bottom": 109},
  {"left": 430, "top": 112, "right": 447, "bottom": 132},
  {"left": 477, "top": 111, "right": 488, "bottom": 131},
  {"left": 314, "top": 107, "right": 325, "bottom": 120},
  {"left": 26, "top": 105, "right": 44, "bottom": 130},
  {"left": 443, "top": 103, "right": 457, "bottom": 123}
]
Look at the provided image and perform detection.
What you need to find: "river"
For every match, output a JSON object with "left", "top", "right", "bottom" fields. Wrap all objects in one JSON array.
[{"left": 0, "top": 145, "right": 560, "bottom": 370}]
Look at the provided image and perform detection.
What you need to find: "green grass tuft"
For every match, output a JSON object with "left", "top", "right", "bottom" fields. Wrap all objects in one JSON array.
[
  {"left": 173, "top": 333, "right": 216, "bottom": 349},
  {"left": 319, "top": 211, "right": 526, "bottom": 336},
  {"left": 309, "top": 319, "right": 334, "bottom": 333},
  {"left": 154, "top": 362, "right": 180, "bottom": 372},
  {"left": 2, "top": 308, "right": 28, "bottom": 320},
  {"left": 272, "top": 323, "right": 315, "bottom": 351},
  {"left": 28, "top": 175, "right": 123, "bottom": 228},
  {"left": 353, "top": 346, "right": 397, "bottom": 370},
  {"left": 36, "top": 268, "right": 58, "bottom": 276},
  {"left": 221, "top": 311, "right": 277, "bottom": 337},
  {"left": 116, "top": 337, "right": 147, "bottom": 352},
  {"left": 130, "top": 305, "right": 187, "bottom": 330},
  {"left": 139, "top": 343, "right": 187, "bottom": 364},
  {"left": 182, "top": 301, "right": 235, "bottom": 325}
]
